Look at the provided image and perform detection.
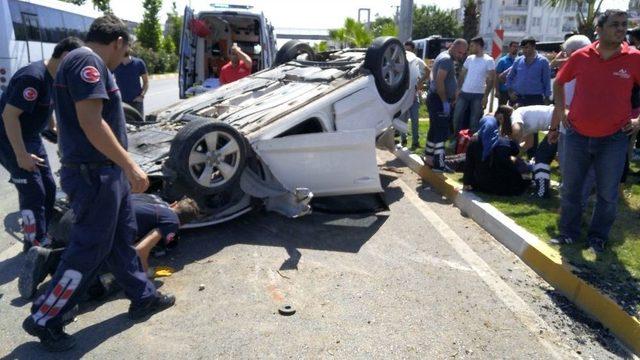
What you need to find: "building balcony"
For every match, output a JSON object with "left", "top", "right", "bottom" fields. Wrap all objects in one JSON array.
[
  {"left": 503, "top": 25, "right": 527, "bottom": 32},
  {"left": 502, "top": 4, "right": 529, "bottom": 10}
]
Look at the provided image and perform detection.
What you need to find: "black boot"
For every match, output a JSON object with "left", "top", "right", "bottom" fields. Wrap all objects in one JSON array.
[
  {"left": 18, "top": 246, "right": 52, "bottom": 299},
  {"left": 432, "top": 153, "right": 454, "bottom": 173},
  {"left": 22, "top": 316, "right": 76, "bottom": 352},
  {"left": 128, "top": 292, "right": 176, "bottom": 321},
  {"left": 533, "top": 178, "right": 550, "bottom": 198}
]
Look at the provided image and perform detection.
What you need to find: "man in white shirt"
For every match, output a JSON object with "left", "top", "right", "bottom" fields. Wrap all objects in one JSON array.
[{"left": 453, "top": 36, "right": 496, "bottom": 133}]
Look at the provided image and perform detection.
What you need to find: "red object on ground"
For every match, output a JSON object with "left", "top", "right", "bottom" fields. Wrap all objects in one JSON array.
[
  {"left": 456, "top": 129, "right": 473, "bottom": 154},
  {"left": 189, "top": 19, "right": 210, "bottom": 37},
  {"left": 220, "top": 60, "right": 252, "bottom": 85}
]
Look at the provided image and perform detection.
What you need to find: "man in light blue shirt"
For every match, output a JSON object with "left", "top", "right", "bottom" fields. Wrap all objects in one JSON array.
[
  {"left": 495, "top": 41, "right": 518, "bottom": 105},
  {"left": 506, "top": 37, "right": 551, "bottom": 107}
]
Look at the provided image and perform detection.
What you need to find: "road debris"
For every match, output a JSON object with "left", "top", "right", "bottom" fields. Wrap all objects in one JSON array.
[{"left": 278, "top": 304, "right": 296, "bottom": 316}]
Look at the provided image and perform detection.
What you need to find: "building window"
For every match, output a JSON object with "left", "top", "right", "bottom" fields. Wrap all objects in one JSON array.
[
  {"left": 532, "top": 17, "right": 541, "bottom": 27},
  {"left": 534, "top": 0, "right": 542, "bottom": 6}
]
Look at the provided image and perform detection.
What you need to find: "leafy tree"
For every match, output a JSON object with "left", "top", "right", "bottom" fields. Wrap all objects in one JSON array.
[
  {"left": 165, "top": 2, "right": 183, "bottom": 56},
  {"left": 162, "top": 35, "right": 176, "bottom": 55},
  {"left": 546, "top": 0, "right": 603, "bottom": 39},
  {"left": 329, "top": 18, "right": 373, "bottom": 48},
  {"left": 370, "top": 17, "right": 398, "bottom": 37},
  {"left": 136, "top": 0, "right": 163, "bottom": 50},
  {"left": 462, "top": 0, "right": 479, "bottom": 41},
  {"left": 313, "top": 41, "right": 329, "bottom": 52},
  {"left": 412, "top": 5, "right": 462, "bottom": 39},
  {"left": 61, "top": 0, "right": 111, "bottom": 13}
]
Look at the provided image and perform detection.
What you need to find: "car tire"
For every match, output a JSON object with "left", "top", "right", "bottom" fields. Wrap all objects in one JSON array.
[
  {"left": 167, "top": 120, "right": 247, "bottom": 196},
  {"left": 364, "top": 37, "right": 409, "bottom": 104},
  {"left": 273, "top": 40, "right": 315, "bottom": 66},
  {"left": 123, "top": 102, "right": 144, "bottom": 125}
]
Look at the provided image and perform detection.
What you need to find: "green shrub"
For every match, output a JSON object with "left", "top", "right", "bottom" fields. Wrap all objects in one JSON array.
[{"left": 132, "top": 43, "right": 178, "bottom": 74}]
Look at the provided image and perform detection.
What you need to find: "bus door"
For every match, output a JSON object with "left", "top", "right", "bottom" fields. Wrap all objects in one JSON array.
[{"left": 21, "top": 12, "right": 44, "bottom": 63}]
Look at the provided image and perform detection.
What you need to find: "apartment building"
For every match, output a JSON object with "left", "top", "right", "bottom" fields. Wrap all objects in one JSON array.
[
  {"left": 463, "top": 0, "right": 581, "bottom": 47},
  {"left": 630, "top": 0, "right": 640, "bottom": 24}
]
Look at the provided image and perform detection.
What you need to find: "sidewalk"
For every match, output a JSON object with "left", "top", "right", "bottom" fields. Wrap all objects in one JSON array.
[{"left": 393, "top": 146, "right": 640, "bottom": 356}]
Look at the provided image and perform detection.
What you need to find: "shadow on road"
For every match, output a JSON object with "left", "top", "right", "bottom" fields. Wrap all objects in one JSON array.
[
  {"left": 4, "top": 211, "right": 22, "bottom": 242},
  {"left": 161, "top": 175, "right": 401, "bottom": 274},
  {"left": 0, "top": 253, "right": 22, "bottom": 287},
  {"left": 2, "top": 313, "right": 133, "bottom": 360}
]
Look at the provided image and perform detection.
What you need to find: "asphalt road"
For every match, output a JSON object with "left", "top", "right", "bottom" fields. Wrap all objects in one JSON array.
[
  {"left": 0, "top": 79, "right": 633, "bottom": 358},
  {"left": 0, "top": 76, "right": 179, "bottom": 254}
]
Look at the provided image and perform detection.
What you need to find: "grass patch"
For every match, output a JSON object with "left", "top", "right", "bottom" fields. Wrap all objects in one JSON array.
[{"left": 407, "top": 116, "right": 640, "bottom": 315}]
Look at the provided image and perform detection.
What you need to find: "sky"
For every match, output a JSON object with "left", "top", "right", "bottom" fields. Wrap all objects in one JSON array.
[{"left": 107, "top": 0, "right": 630, "bottom": 29}]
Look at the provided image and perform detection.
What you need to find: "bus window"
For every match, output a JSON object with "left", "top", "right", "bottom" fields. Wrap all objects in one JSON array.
[
  {"left": 8, "top": 0, "right": 26, "bottom": 41},
  {"left": 38, "top": 6, "right": 67, "bottom": 43},
  {"left": 21, "top": 13, "right": 42, "bottom": 41},
  {"left": 62, "top": 13, "right": 85, "bottom": 38}
]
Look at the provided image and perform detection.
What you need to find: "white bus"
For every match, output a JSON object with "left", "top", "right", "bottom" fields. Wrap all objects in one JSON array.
[{"left": 0, "top": 0, "right": 137, "bottom": 93}]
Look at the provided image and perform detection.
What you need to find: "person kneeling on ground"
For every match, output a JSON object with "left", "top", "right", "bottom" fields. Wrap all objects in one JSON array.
[
  {"left": 18, "top": 194, "right": 200, "bottom": 300},
  {"left": 463, "top": 105, "right": 530, "bottom": 196}
]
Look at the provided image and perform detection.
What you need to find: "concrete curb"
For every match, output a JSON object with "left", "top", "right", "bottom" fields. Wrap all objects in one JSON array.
[
  {"left": 393, "top": 146, "right": 640, "bottom": 355},
  {"left": 148, "top": 73, "right": 177, "bottom": 80}
]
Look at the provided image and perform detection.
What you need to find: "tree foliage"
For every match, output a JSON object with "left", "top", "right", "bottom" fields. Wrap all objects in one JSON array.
[
  {"left": 370, "top": 17, "right": 398, "bottom": 37},
  {"left": 412, "top": 5, "right": 462, "bottom": 39},
  {"left": 61, "top": 0, "right": 111, "bottom": 13},
  {"left": 312, "top": 41, "right": 329, "bottom": 52},
  {"left": 546, "top": 0, "right": 603, "bottom": 39},
  {"left": 165, "top": 2, "right": 183, "bottom": 56},
  {"left": 136, "top": 0, "right": 163, "bottom": 50},
  {"left": 329, "top": 18, "right": 373, "bottom": 48},
  {"left": 462, "top": 0, "right": 479, "bottom": 41}
]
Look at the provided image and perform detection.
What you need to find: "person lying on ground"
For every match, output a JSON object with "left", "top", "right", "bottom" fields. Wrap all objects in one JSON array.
[{"left": 18, "top": 193, "right": 200, "bottom": 300}]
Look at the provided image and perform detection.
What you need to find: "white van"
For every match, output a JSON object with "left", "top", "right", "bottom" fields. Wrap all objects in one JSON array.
[{"left": 179, "top": 4, "right": 277, "bottom": 98}]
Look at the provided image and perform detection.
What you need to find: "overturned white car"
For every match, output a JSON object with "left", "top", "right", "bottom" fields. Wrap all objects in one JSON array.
[{"left": 128, "top": 37, "right": 418, "bottom": 227}]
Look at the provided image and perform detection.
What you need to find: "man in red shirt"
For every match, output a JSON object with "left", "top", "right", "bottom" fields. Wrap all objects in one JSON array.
[
  {"left": 219, "top": 43, "right": 252, "bottom": 85},
  {"left": 549, "top": 10, "right": 640, "bottom": 253}
]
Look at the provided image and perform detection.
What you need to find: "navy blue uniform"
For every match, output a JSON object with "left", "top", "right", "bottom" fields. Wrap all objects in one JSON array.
[
  {"left": 30, "top": 48, "right": 156, "bottom": 328},
  {"left": 0, "top": 60, "right": 56, "bottom": 246},
  {"left": 132, "top": 194, "right": 179, "bottom": 244},
  {"left": 114, "top": 57, "right": 147, "bottom": 116}
]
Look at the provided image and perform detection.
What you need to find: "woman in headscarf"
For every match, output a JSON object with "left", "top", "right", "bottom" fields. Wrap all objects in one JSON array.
[{"left": 463, "top": 105, "right": 530, "bottom": 196}]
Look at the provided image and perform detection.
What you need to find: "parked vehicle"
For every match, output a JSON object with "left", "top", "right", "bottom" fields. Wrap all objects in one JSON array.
[
  {"left": 126, "top": 37, "right": 417, "bottom": 228},
  {"left": 179, "top": 3, "right": 277, "bottom": 98},
  {"left": 413, "top": 36, "right": 455, "bottom": 60},
  {"left": 0, "top": 0, "right": 137, "bottom": 94}
]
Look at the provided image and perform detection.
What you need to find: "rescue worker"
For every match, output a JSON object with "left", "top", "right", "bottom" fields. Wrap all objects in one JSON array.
[
  {"left": 0, "top": 37, "right": 83, "bottom": 251},
  {"left": 19, "top": 194, "right": 201, "bottom": 300},
  {"left": 22, "top": 15, "right": 175, "bottom": 352}
]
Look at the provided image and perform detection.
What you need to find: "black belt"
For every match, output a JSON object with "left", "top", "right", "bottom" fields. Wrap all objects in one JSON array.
[{"left": 62, "top": 161, "right": 115, "bottom": 170}]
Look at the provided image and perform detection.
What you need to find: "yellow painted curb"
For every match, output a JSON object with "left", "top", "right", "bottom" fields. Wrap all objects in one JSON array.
[
  {"left": 521, "top": 241, "right": 640, "bottom": 354},
  {"left": 393, "top": 146, "right": 640, "bottom": 355}
]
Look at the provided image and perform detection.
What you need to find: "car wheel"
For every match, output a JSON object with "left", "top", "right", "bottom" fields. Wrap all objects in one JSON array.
[
  {"left": 364, "top": 37, "right": 409, "bottom": 104},
  {"left": 168, "top": 120, "right": 247, "bottom": 195},
  {"left": 123, "top": 102, "right": 144, "bottom": 125},
  {"left": 273, "top": 40, "right": 315, "bottom": 66}
]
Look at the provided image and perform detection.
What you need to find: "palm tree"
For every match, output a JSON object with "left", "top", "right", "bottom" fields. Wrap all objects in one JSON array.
[
  {"left": 329, "top": 18, "right": 373, "bottom": 48},
  {"left": 546, "top": 0, "right": 604, "bottom": 39}
]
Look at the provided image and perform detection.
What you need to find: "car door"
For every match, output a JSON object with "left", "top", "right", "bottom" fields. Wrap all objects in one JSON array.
[
  {"left": 179, "top": 6, "right": 196, "bottom": 99},
  {"left": 253, "top": 129, "right": 382, "bottom": 197}
]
